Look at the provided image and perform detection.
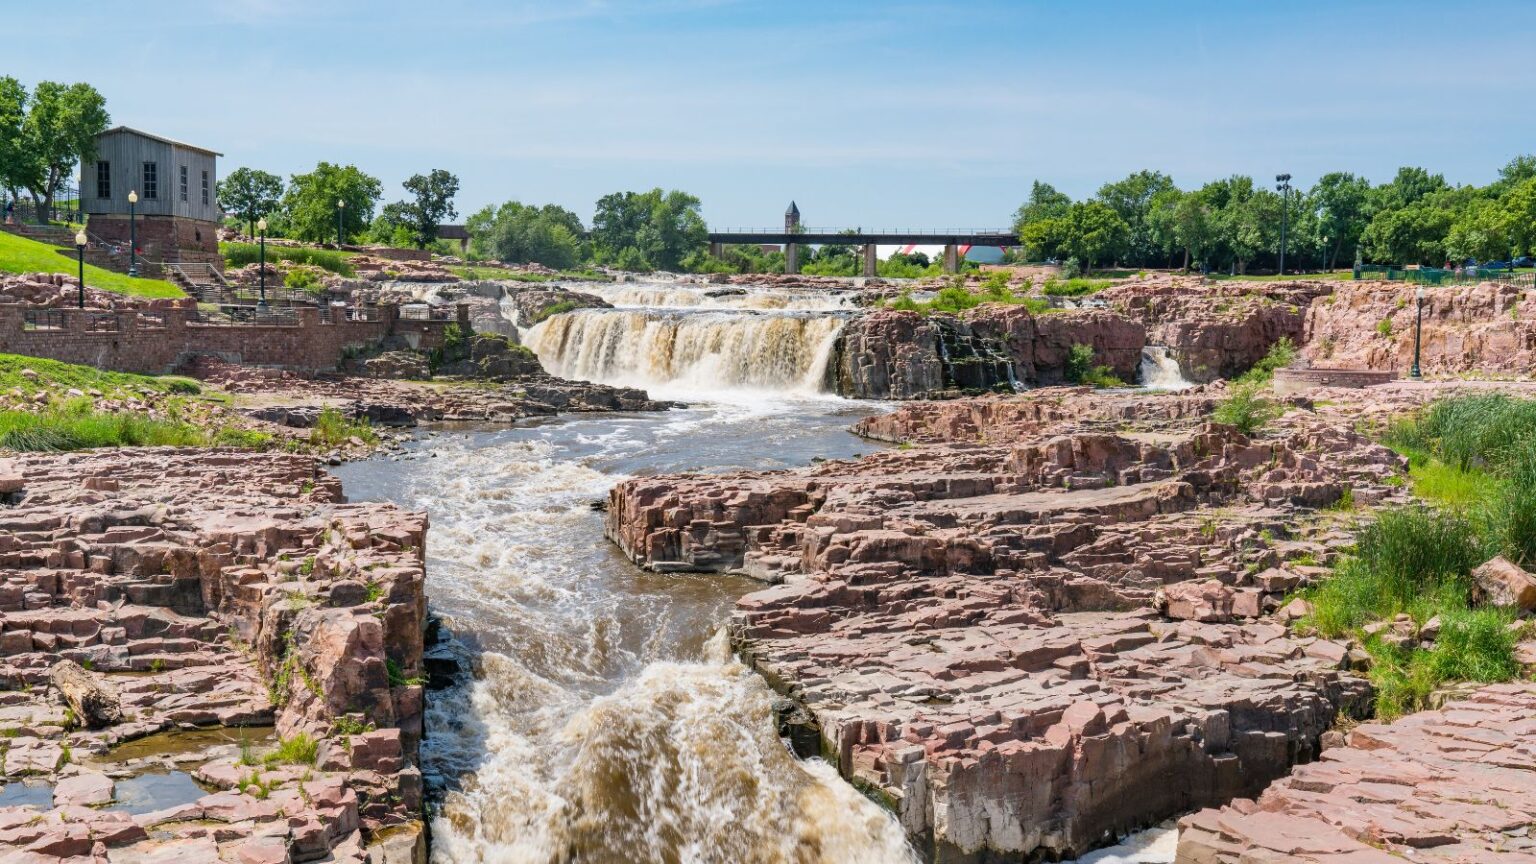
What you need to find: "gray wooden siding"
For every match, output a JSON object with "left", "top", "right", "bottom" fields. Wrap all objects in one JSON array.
[{"left": 82, "top": 130, "right": 219, "bottom": 223}]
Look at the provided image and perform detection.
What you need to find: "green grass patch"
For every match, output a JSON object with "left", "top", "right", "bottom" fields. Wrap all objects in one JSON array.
[
  {"left": 0, "top": 354, "right": 204, "bottom": 399},
  {"left": 1407, "top": 459, "right": 1498, "bottom": 511},
  {"left": 1235, "top": 338, "right": 1297, "bottom": 387},
  {"left": 0, "top": 405, "right": 207, "bottom": 451},
  {"left": 310, "top": 407, "right": 378, "bottom": 448},
  {"left": 262, "top": 733, "right": 318, "bottom": 767},
  {"left": 1041, "top": 277, "right": 1112, "bottom": 297},
  {"left": 883, "top": 275, "right": 1053, "bottom": 317},
  {"left": 530, "top": 300, "right": 582, "bottom": 324},
  {"left": 0, "top": 230, "right": 182, "bottom": 298},
  {"left": 222, "top": 242, "right": 354, "bottom": 276}
]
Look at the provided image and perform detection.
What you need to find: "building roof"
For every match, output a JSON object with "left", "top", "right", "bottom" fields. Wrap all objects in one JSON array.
[
  {"left": 98, "top": 126, "right": 223, "bottom": 157},
  {"left": 785, "top": 200, "right": 800, "bottom": 218}
]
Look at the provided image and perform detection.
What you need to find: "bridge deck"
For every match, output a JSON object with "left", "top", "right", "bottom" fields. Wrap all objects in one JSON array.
[{"left": 707, "top": 230, "right": 1014, "bottom": 246}]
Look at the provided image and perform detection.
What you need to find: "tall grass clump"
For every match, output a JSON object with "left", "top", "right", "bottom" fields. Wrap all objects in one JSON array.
[
  {"left": 1366, "top": 606, "right": 1520, "bottom": 719},
  {"left": 1305, "top": 507, "right": 1483, "bottom": 637},
  {"left": 223, "top": 243, "right": 355, "bottom": 277},
  {"left": 1413, "top": 393, "right": 1536, "bottom": 472},
  {"left": 310, "top": 407, "right": 378, "bottom": 448},
  {"left": 0, "top": 405, "right": 207, "bottom": 451},
  {"left": 1041, "top": 277, "right": 1111, "bottom": 297},
  {"left": 1212, "top": 381, "right": 1278, "bottom": 434}
]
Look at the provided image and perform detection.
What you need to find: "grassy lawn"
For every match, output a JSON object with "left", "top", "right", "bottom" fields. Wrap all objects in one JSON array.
[
  {"left": 0, "top": 230, "right": 183, "bottom": 298},
  {"left": 0, "top": 353, "right": 209, "bottom": 399}
]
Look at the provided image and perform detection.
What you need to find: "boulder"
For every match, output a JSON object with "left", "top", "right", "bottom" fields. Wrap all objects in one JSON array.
[
  {"left": 50, "top": 659, "right": 121, "bottom": 728},
  {"left": 1471, "top": 556, "right": 1536, "bottom": 611}
]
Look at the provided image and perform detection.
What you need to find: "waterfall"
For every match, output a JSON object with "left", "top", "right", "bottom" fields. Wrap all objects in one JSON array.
[
  {"left": 526, "top": 308, "right": 847, "bottom": 398},
  {"left": 1139, "top": 346, "right": 1193, "bottom": 390},
  {"left": 590, "top": 284, "right": 852, "bottom": 311}
]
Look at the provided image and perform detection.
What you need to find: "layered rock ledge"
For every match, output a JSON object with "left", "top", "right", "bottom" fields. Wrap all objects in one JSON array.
[
  {"left": 606, "top": 387, "right": 1413, "bottom": 859},
  {"left": 1176, "top": 683, "right": 1536, "bottom": 863},
  {"left": 0, "top": 448, "right": 428, "bottom": 863}
]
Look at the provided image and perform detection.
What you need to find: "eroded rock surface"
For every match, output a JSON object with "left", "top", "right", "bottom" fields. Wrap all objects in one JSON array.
[
  {"left": 1176, "top": 683, "right": 1536, "bottom": 863},
  {"left": 0, "top": 449, "right": 427, "bottom": 862},
  {"left": 607, "top": 387, "right": 1412, "bottom": 859}
]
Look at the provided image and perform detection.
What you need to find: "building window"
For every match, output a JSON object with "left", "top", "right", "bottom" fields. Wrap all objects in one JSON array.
[
  {"left": 142, "top": 162, "right": 157, "bottom": 200},
  {"left": 201, "top": 170, "right": 210, "bottom": 206},
  {"left": 96, "top": 161, "right": 111, "bottom": 199},
  {"left": 179, "top": 165, "right": 188, "bottom": 202}
]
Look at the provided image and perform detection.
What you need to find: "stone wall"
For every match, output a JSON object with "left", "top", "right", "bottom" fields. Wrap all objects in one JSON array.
[
  {"left": 0, "top": 303, "right": 464, "bottom": 375},
  {"left": 89, "top": 213, "right": 220, "bottom": 257}
]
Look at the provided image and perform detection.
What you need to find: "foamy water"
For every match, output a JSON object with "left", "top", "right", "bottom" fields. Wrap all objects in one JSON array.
[{"left": 334, "top": 396, "right": 909, "bottom": 864}]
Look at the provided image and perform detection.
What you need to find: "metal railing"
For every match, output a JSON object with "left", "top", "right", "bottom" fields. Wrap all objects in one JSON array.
[
  {"left": 22, "top": 310, "right": 64, "bottom": 331},
  {"left": 191, "top": 305, "right": 301, "bottom": 326},
  {"left": 136, "top": 310, "right": 169, "bottom": 330},
  {"left": 1357, "top": 265, "right": 1536, "bottom": 289},
  {"left": 82, "top": 313, "right": 119, "bottom": 333}
]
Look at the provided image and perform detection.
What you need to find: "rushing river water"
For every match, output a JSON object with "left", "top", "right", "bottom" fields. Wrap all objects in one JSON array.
[{"left": 334, "top": 394, "right": 919, "bottom": 864}]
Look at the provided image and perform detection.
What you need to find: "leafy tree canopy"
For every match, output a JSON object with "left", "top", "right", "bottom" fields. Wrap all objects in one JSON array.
[
  {"left": 217, "top": 167, "right": 284, "bottom": 237},
  {"left": 591, "top": 188, "right": 707, "bottom": 271},
  {"left": 282, "top": 162, "right": 381, "bottom": 244}
]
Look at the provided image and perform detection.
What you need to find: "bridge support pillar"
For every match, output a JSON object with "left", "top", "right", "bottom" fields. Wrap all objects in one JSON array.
[
  {"left": 785, "top": 242, "right": 800, "bottom": 275},
  {"left": 709, "top": 241, "right": 723, "bottom": 260},
  {"left": 863, "top": 243, "right": 878, "bottom": 277},
  {"left": 943, "top": 244, "right": 959, "bottom": 274}
]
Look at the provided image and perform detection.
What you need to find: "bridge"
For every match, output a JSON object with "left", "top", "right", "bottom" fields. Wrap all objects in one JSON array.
[{"left": 707, "top": 203, "right": 1014, "bottom": 275}]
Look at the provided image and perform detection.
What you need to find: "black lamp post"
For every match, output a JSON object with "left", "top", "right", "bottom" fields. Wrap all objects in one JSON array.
[
  {"left": 74, "top": 229, "right": 87, "bottom": 308},
  {"left": 127, "top": 190, "right": 139, "bottom": 277},
  {"left": 1275, "top": 174, "right": 1292, "bottom": 275},
  {"left": 336, "top": 198, "right": 345, "bottom": 248},
  {"left": 1411, "top": 286, "right": 1425, "bottom": 379},
  {"left": 257, "top": 217, "right": 269, "bottom": 311}
]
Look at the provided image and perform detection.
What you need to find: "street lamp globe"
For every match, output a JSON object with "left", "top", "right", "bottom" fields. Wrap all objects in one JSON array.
[
  {"left": 337, "top": 199, "right": 345, "bottom": 209},
  {"left": 257, "top": 217, "right": 267, "bottom": 234},
  {"left": 127, "top": 190, "right": 137, "bottom": 204},
  {"left": 74, "top": 230, "right": 87, "bottom": 247}
]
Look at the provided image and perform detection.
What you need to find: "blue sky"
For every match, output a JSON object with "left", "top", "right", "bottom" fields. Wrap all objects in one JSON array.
[{"left": 8, "top": 0, "right": 1536, "bottom": 228}]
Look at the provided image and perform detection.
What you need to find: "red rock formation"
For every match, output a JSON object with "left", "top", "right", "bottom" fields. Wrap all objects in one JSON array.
[
  {"left": 1176, "top": 683, "right": 1536, "bottom": 862},
  {"left": 1303, "top": 279, "right": 1536, "bottom": 375},
  {"left": 607, "top": 391, "right": 1409, "bottom": 859},
  {"left": 0, "top": 449, "right": 427, "bottom": 862}
]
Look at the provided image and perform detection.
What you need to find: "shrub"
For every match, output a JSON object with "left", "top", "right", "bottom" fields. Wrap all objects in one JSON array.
[
  {"left": 1376, "top": 318, "right": 1393, "bottom": 338},
  {"left": 1063, "top": 343, "right": 1123, "bottom": 388},
  {"left": 1212, "top": 381, "right": 1278, "bottom": 434},
  {"left": 1060, "top": 257, "right": 1082, "bottom": 279},
  {"left": 1236, "top": 337, "right": 1297, "bottom": 386},
  {"left": 264, "top": 733, "right": 319, "bottom": 766},
  {"left": 531, "top": 300, "right": 581, "bottom": 324},
  {"left": 283, "top": 267, "right": 324, "bottom": 296},
  {"left": 1041, "top": 277, "right": 1111, "bottom": 297}
]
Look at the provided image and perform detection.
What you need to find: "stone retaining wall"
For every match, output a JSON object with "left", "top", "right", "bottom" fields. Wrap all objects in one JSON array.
[
  {"left": 0, "top": 302, "right": 467, "bottom": 375},
  {"left": 1272, "top": 367, "right": 1397, "bottom": 394}
]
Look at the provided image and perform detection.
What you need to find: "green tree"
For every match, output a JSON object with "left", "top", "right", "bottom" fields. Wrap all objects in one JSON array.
[
  {"left": 1445, "top": 197, "right": 1513, "bottom": 263},
  {"left": 1311, "top": 172, "right": 1372, "bottom": 269},
  {"left": 217, "top": 167, "right": 284, "bottom": 237},
  {"left": 1060, "top": 201, "right": 1130, "bottom": 274},
  {"left": 392, "top": 169, "right": 459, "bottom": 249},
  {"left": 1095, "top": 169, "right": 1175, "bottom": 266},
  {"left": 591, "top": 188, "right": 707, "bottom": 271},
  {"left": 1011, "top": 181, "right": 1073, "bottom": 238},
  {"left": 0, "top": 77, "right": 27, "bottom": 204},
  {"left": 1503, "top": 177, "right": 1536, "bottom": 256},
  {"left": 282, "top": 162, "right": 382, "bottom": 244},
  {"left": 465, "top": 201, "right": 584, "bottom": 269},
  {"left": 1371, "top": 166, "right": 1449, "bottom": 212},
  {"left": 1362, "top": 190, "right": 1463, "bottom": 265},
  {"left": 18, "top": 81, "right": 109, "bottom": 223}
]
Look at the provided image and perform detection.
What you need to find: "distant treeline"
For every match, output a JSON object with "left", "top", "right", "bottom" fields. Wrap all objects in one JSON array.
[{"left": 1013, "top": 159, "right": 1536, "bottom": 274}]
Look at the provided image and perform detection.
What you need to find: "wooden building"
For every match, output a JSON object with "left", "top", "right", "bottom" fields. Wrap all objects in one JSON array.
[{"left": 81, "top": 127, "right": 223, "bottom": 266}]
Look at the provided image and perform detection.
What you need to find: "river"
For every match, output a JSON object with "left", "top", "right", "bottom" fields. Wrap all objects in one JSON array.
[{"left": 333, "top": 278, "right": 1175, "bottom": 864}]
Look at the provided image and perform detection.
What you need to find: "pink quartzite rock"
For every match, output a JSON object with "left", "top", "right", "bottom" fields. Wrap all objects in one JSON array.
[
  {"left": 1471, "top": 556, "right": 1536, "bottom": 611},
  {"left": 1176, "top": 683, "right": 1536, "bottom": 862}
]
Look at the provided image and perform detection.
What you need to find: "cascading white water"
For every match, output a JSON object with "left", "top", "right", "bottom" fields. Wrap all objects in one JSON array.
[
  {"left": 588, "top": 283, "right": 853, "bottom": 311},
  {"left": 335, "top": 406, "right": 915, "bottom": 864},
  {"left": 1139, "top": 346, "right": 1193, "bottom": 391},
  {"left": 526, "top": 309, "right": 846, "bottom": 398}
]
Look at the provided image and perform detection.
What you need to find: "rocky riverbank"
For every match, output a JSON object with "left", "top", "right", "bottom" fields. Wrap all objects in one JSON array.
[
  {"left": 0, "top": 448, "right": 428, "bottom": 862},
  {"left": 606, "top": 382, "right": 1435, "bottom": 859}
]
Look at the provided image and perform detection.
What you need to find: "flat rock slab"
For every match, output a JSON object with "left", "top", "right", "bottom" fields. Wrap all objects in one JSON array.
[{"left": 1176, "top": 683, "right": 1536, "bottom": 863}]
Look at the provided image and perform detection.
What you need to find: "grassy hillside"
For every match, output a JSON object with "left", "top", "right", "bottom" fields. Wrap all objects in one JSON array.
[{"left": 0, "top": 230, "right": 183, "bottom": 298}]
